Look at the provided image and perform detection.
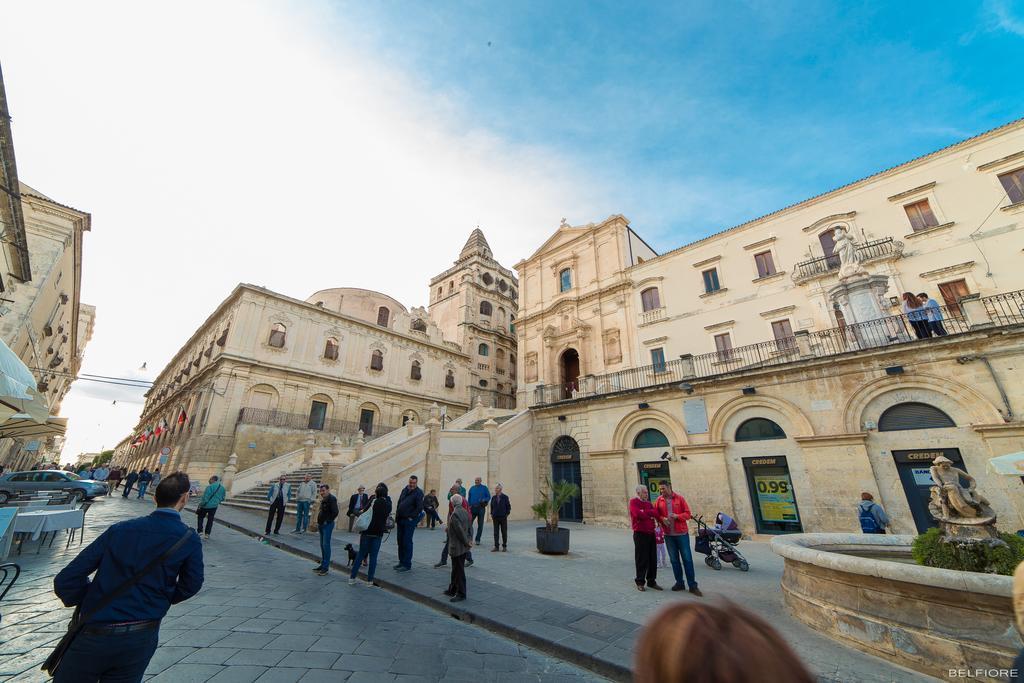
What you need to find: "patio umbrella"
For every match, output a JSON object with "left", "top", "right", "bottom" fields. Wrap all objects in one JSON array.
[
  {"left": 0, "top": 338, "right": 47, "bottom": 423},
  {"left": 0, "top": 414, "right": 67, "bottom": 439},
  {"left": 987, "top": 452, "right": 1024, "bottom": 476}
]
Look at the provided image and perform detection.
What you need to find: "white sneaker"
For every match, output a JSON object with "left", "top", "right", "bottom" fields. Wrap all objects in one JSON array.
[{"left": 347, "top": 578, "right": 357, "bottom": 585}]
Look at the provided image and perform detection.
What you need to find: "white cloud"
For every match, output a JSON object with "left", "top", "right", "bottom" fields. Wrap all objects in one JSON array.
[
  {"left": 987, "top": 0, "right": 1024, "bottom": 36},
  {"left": 0, "top": 0, "right": 604, "bottom": 461}
]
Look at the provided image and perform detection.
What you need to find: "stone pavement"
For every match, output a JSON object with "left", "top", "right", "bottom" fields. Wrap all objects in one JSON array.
[
  {"left": 0, "top": 495, "right": 602, "bottom": 682},
  {"left": 199, "top": 502, "right": 935, "bottom": 683}
]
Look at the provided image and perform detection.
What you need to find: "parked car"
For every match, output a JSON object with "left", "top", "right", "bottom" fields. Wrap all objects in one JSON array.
[{"left": 0, "top": 470, "right": 108, "bottom": 503}]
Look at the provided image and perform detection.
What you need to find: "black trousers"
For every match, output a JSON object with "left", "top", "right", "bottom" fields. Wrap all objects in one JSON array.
[
  {"left": 197, "top": 507, "right": 217, "bottom": 536},
  {"left": 909, "top": 319, "right": 931, "bottom": 339},
  {"left": 440, "top": 539, "right": 472, "bottom": 565},
  {"left": 492, "top": 517, "right": 508, "bottom": 549},
  {"left": 448, "top": 552, "right": 467, "bottom": 598},
  {"left": 266, "top": 498, "right": 285, "bottom": 534},
  {"left": 633, "top": 531, "right": 657, "bottom": 586},
  {"left": 53, "top": 626, "right": 159, "bottom": 683},
  {"left": 929, "top": 320, "right": 948, "bottom": 337}
]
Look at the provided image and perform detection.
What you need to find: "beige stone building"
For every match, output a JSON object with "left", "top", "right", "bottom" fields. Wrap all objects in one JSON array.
[
  {"left": 429, "top": 229, "right": 519, "bottom": 409},
  {"left": 519, "top": 117, "right": 1024, "bottom": 535}
]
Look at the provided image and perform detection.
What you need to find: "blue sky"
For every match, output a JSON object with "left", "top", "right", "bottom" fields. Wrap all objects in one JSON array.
[{"left": 332, "top": 0, "right": 1024, "bottom": 249}]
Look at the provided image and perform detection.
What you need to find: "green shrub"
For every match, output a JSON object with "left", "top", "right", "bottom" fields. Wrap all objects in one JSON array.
[{"left": 912, "top": 528, "right": 1024, "bottom": 575}]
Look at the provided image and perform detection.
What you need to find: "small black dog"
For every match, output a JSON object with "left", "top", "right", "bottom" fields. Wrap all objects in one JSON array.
[{"left": 344, "top": 543, "right": 357, "bottom": 567}]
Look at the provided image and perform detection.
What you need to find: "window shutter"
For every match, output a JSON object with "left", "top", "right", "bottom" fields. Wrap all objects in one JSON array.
[{"left": 878, "top": 403, "right": 955, "bottom": 431}]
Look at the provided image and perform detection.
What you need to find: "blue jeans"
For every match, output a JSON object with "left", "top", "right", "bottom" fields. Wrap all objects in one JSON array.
[
  {"left": 53, "top": 626, "right": 159, "bottom": 682},
  {"left": 351, "top": 534, "right": 382, "bottom": 582},
  {"left": 396, "top": 518, "right": 417, "bottom": 568},
  {"left": 317, "top": 521, "right": 334, "bottom": 571},
  {"left": 665, "top": 533, "right": 698, "bottom": 589},
  {"left": 471, "top": 505, "right": 486, "bottom": 543},
  {"left": 137, "top": 482, "right": 148, "bottom": 499},
  {"left": 295, "top": 501, "right": 311, "bottom": 532}
]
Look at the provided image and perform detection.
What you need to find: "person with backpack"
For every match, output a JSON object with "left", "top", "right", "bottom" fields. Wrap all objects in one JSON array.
[
  {"left": 348, "top": 482, "right": 391, "bottom": 586},
  {"left": 858, "top": 492, "right": 890, "bottom": 534},
  {"left": 195, "top": 476, "right": 227, "bottom": 540}
]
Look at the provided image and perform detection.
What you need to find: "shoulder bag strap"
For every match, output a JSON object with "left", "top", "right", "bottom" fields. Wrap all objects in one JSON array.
[{"left": 76, "top": 529, "right": 193, "bottom": 625}]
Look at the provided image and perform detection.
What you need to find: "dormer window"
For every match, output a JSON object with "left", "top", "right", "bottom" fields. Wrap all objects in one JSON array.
[
  {"left": 377, "top": 306, "right": 390, "bottom": 327},
  {"left": 559, "top": 268, "right": 572, "bottom": 292},
  {"left": 370, "top": 350, "right": 384, "bottom": 371},
  {"left": 410, "top": 360, "right": 422, "bottom": 381},
  {"left": 268, "top": 323, "right": 286, "bottom": 348},
  {"left": 324, "top": 338, "right": 339, "bottom": 360}
]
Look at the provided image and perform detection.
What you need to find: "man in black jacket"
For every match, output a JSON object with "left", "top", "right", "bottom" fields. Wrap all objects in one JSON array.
[
  {"left": 346, "top": 485, "right": 368, "bottom": 532},
  {"left": 314, "top": 484, "right": 340, "bottom": 576},
  {"left": 394, "top": 475, "right": 424, "bottom": 572},
  {"left": 489, "top": 484, "right": 512, "bottom": 552}
]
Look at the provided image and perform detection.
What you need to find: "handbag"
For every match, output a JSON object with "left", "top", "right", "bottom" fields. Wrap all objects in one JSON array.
[
  {"left": 354, "top": 498, "right": 375, "bottom": 532},
  {"left": 42, "top": 530, "right": 193, "bottom": 676}
]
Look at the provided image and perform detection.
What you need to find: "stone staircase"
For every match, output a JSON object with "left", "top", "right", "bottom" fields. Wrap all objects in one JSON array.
[{"left": 221, "top": 465, "right": 323, "bottom": 517}]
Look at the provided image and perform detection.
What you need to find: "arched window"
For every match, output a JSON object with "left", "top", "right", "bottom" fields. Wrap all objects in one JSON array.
[
  {"left": 268, "top": 323, "right": 286, "bottom": 348},
  {"left": 370, "top": 350, "right": 384, "bottom": 371},
  {"left": 411, "top": 319, "right": 427, "bottom": 332},
  {"left": 496, "top": 348, "right": 506, "bottom": 360},
  {"left": 445, "top": 369, "right": 456, "bottom": 388},
  {"left": 479, "top": 379, "right": 488, "bottom": 388},
  {"left": 478, "top": 343, "right": 489, "bottom": 356},
  {"left": 480, "top": 301, "right": 492, "bottom": 316},
  {"left": 509, "top": 314, "right": 516, "bottom": 335},
  {"left": 641, "top": 287, "right": 661, "bottom": 312},
  {"left": 323, "top": 338, "right": 339, "bottom": 360},
  {"left": 878, "top": 403, "right": 956, "bottom": 431},
  {"left": 633, "top": 428, "right": 670, "bottom": 448},
  {"left": 482, "top": 273, "right": 494, "bottom": 285},
  {"left": 735, "top": 418, "right": 787, "bottom": 441},
  {"left": 559, "top": 268, "right": 572, "bottom": 292},
  {"left": 410, "top": 360, "right": 422, "bottom": 380},
  {"left": 449, "top": 281, "right": 454, "bottom": 292},
  {"left": 437, "top": 287, "right": 443, "bottom": 299},
  {"left": 376, "top": 306, "right": 390, "bottom": 327}
]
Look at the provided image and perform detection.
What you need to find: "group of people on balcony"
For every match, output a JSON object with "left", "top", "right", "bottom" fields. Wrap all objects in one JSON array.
[{"left": 901, "top": 291, "right": 948, "bottom": 339}]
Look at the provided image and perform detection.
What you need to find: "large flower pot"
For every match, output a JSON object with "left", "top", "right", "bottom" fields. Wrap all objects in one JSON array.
[{"left": 536, "top": 526, "right": 570, "bottom": 554}]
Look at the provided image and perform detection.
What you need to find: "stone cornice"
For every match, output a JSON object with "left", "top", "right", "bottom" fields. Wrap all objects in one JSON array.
[
  {"left": 887, "top": 182, "right": 937, "bottom": 202},
  {"left": 972, "top": 423, "right": 1024, "bottom": 436},
  {"left": 793, "top": 432, "right": 868, "bottom": 446},
  {"left": 674, "top": 443, "right": 727, "bottom": 455},
  {"left": 589, "top": 448, "right": 626, "bottom": 459},
  {"left": 976, "top": 150, "right": 1024, "bottom": 172},
  {"left": 517, "top": 280, "right": 632, "bottom": 326},
  {"left": 919, "top": 261, "right": 975, "bottom": 280},
  {"left": 802, "top": 211, "right": 857, "bottom": 233}
]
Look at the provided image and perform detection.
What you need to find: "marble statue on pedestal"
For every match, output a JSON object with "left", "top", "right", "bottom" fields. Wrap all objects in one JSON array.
[
  {"left": 833, "top": 225, "right": 867, "bottom": 281},
  {"left": 927, "top": 455, "right": 999, "bottom": 542}
]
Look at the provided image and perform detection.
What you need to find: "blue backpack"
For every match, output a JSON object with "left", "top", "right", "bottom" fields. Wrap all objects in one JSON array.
[{"left": 858, "top": 503, "right": 881, "bottom": 533}]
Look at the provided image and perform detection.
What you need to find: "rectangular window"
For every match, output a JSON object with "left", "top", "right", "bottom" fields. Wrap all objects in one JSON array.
[
  {"left": 904, "top": 199, "right": 939, "bottom": 231},
  {"left": 938, "top": 279, "right": 971, "bottom": 315},
  {"left": 559, "top": 268, "right": 572, "bottom": 292},
  {"left": 771, "top": 319, "right": 796, "bottom": 351},
  {"left": 999, "top": 168, "right": 1024, "bottom": 204},
  {"left": 702, "top": 268, "right": 721, "bottom": 294},
  {"left": 714, "top": 332, "right": 733, "bottom": 361},
  {"left": 358, "top": 408, "right": 375, "bottom": 436},
  {"left": 641, "top": 288, "right": 661, "bottom": 312},
  {"left": 308, "top": 401, "right": 327, "bottom": 430},
  {"left": 754, "top": 251, "right": 776, "bottom": 278},
  {"left": 650, "top": 347, "right": 666, "bottom": 373}
]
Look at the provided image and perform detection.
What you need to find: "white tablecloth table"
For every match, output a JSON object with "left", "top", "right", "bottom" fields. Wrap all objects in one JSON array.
[{"left": 13, "top": 509, "right": 85, "bottom": 541}]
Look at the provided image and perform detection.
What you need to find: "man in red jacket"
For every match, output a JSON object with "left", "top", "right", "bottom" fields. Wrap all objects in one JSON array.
[
  {"left": 629, "top": 485, "right": 662, "bottom": 592},
  {"left": 654, "top": 481, "right": 702, "bottom": 596}
]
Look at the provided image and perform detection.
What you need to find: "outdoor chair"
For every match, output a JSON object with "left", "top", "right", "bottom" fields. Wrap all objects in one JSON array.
[{"left": 0, "top": 563, "right": 21, "bottom": 625}]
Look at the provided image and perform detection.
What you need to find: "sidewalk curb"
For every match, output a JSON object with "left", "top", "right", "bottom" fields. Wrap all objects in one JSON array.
[{"left": 188, "top": 505, "right": 631, "bottom": 682}]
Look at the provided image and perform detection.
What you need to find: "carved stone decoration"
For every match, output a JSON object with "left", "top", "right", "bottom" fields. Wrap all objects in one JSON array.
[
  {"left": 525, "top": 352, "right": 539, "bottom": 383},
  {"left": 832, "top": 225, "right": 867, "bottom": 281},
  {"left": 928, "top": 455, "right": 1000, "bottom": 542},
  {"left": 603, "top": 328, "right": 622, "bottom": 365}
]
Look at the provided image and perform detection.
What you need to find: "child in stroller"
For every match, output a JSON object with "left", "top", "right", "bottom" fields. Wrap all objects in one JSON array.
[{"left": 694, "top": 513, "right": 749, "bottom": 571}]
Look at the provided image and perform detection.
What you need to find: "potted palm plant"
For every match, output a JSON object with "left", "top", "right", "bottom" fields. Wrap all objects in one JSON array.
[{"left": 532, "top": 477, "right": 581, "bottom": 554}]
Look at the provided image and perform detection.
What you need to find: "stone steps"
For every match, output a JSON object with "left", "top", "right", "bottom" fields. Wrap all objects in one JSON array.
[{"left": 221, "top": 466, "right": 323, "bottom": 516}]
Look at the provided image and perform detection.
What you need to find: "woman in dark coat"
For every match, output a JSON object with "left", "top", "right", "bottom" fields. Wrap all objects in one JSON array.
[{"left": 348, "top": 482, "right": 391, "bottom": 586}]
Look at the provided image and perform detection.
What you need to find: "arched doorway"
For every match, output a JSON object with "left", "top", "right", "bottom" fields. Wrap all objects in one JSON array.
[
  {"left": 559, "top": 348, "right": 580, "bottom": 400},
  {"left": 551, "top": 436, "right": 583, "bottom": 522}
]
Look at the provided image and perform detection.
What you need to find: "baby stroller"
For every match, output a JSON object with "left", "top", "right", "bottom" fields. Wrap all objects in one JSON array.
[{"left": 694, "top": 513, "right": 749, "bottom": 572}]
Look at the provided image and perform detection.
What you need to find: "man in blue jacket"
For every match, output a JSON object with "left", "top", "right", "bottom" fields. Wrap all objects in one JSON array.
[
  {"left": 467, "top": 477, "right": 491, "bottom": 544},
  {"left": 136, "top": 468, "right": 153, "bottom": 499},
  {"left": 53, "top": 472, "right": 204, "bottom": 682},
  {"left": 394, "top": 475, "right": 424, "bottom": 572}
]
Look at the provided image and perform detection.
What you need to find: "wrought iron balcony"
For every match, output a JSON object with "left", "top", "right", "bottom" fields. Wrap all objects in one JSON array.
[{"left": 793, "top": 237, "right": 903, "bottom": 283}]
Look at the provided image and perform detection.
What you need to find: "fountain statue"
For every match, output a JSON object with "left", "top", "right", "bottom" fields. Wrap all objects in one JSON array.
[{"left": 927, "top": 455, "right": 1001, "bottom": 543}]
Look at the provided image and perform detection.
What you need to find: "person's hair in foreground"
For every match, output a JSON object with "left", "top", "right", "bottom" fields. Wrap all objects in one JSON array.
[
  {"left": 634, "top": 601, "right": 814, "bottom": 683},
  {"left": 154, "top": 472, "right": 190, "bottom": 507}
]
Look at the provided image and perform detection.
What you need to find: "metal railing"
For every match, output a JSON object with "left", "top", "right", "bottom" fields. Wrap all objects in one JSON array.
[
  {"left": 236, "top": 408, "right": 399, "bottom": 439},
  {"left": 533, "top": 294, "right": 1017, "bottom": 406},
  {"left": 794, "top": 237, "right": 898, "bottom": 281}
]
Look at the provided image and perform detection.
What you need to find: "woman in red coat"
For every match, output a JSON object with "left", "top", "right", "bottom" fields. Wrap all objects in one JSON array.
[{"left": 629, "top": 485, "right": 662, "bottom": 591}]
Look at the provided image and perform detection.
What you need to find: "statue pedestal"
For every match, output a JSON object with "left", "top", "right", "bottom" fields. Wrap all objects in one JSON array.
[{"left": 828, "top": 274, "right": 903, "bottom": 349}]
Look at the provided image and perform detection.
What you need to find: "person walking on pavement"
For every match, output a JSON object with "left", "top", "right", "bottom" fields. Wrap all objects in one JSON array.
[
  {"left": 630, "top": 485, "right": 661, "bottom": 592},
  {"left": 444, "top": 493, "right": 472, "bottom": 602},
  {"left": 394, "top": 475, "right": 424, "bottom": 572},
  {"left": 265, "top": 475, "right": 291, "bottom": 536},
  {"left": 467, "top": 476, "right": 490, "bottom": 545},
  {"left": 349, "top": 482, "right": 391, "bottom": 586},
  {"left": 314, "top": 484, "right": 340, "bottom": 575},
  {"left": 151, "top": 469, "right": 162, "bottom": 490},
  {"left": 858, "top": 492, "right": 890, "bottom": 534},
  {"left": 489, "top": 484, "right": 511, "bottom": 552},
  {"left": 654, "top": 481, "right": 702, "bottom": 596},
  {"left": 195, "top": 476, "right": 227, "bottom": 540},
  {"left": 346, "top": 485, "right": 368, "bottom": 533},
  {"left": 122, "top": 470, "right": 139, "bottom": 498},
  {"left": 423, "top": 489, "right": 442, "bottom": 529},
  {"left": 293, "top": 473, "right": 318, "bottom": 534},
  {"left": 107, "top": 467, "right": 122, "bottom": 494},
  {"left": 136, "top": 469, "right": 153, "bottom": 499},
  {"left": 93, "top": 466, "right": 110, "bottom": 492},
  {"left": 51, "top": 473, "right": 204, "bottom": 683}
]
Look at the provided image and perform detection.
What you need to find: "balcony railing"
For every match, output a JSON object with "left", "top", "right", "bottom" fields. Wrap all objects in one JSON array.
[
  {"left": 640, "top": 307, "right": 666, "bottom": 325},
  {"left": 236, "top": 407, "right": 399, "bottom": 440},
  {"left": 532, "top": 291, "right": 1019, "bottom": 406},
  {"left": 793, "top": 237, "right": 901, "bottom": 282}
]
